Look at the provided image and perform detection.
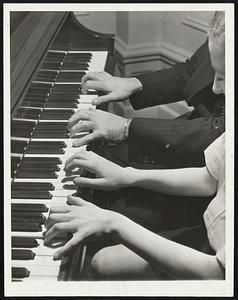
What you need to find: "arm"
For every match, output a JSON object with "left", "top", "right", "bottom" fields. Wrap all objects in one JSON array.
[
  {"left": 44, "top": 196, "right": 224, "bottom": 279},
  {"left": 129, "top": 166, "right": 217, "bottom": 197},
  {"left": 64, "top": 149, "right": 217, "bottom": 197},
  {"left": 129, "top": 40, "right": 209, "bottom": 109},
  {"left": 113, "top": 214, "right": 224, "bottom": 279}
]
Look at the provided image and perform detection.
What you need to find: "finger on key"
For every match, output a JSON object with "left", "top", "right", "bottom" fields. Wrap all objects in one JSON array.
[
  {"left": 69, "top": 120, "right": 93, "bottom": 137},
  {"left": 68, "top": 109, "right": 92, "bottom": 129},
  {"left": 72, "top": 132, "right": 98, "bottom": 147}
]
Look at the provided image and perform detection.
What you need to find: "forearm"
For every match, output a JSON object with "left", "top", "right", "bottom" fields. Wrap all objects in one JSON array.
[
  {"left": 124, "top": 166, "right": 217, "bottom": 197},
  {"left": 112, "top": 215, "right": 224, "bottom": 279}
]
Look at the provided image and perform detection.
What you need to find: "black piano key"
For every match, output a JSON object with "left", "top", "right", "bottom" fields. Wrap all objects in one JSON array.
[
  {"left": 12, "top": 249, "right": 36, "bottom": 260},
  {"left": 34, "top": 128, "right": 68, "bottom": 133},
  {"left": 51, "top": 84, "right": 81, "bottom": 92},
  {"left": 11, "top": 140, "right": 28, "bottom": 153},
  {"left": 33, "top": 127, "right": 68, "bottom": 132},
  {"left": 11, "top": 156, "right": 21, "bottom": 167},
  {"left": 16, "top": 171, "right": 58, "bottom": 179},
  {"left": 16, "top": 108, "right": 42, "bottom": 114},
  {"left": 12, "top": 210, "right": 46, "bottom": 218},
  {"left": 11, "top": 170, "right": 17, "bottom": 178},
  {"left": 42, "top": 109, "right": 74, "bottom": 114},
  {"left": 22, "top": 157, "right": 62, "bottom": 165},
  {"left": 31, "top": 141, "right": 67, "bottom": 148},
  {"left": 47, "top": 94, "right": 79, "bottom": 99},
  {"left": 12, "top": 214, "right": 46, "bottom": 224},
  {"left": 45, "top": 102, "right": 78, "bottom": 108},
  {"left": 27, "top": 148, "right": 65, "bottom": 155},
  {"left": 21, "top": 101, "right": 45, "bottom": 108},
  {"left": 20, "top": 165, "right": 60, "bottom": 172},
  {"left": 11, "top": 190, "right": 52, "bottom": 199},
  {"left": 37, "top": 121, "right": 68, "bottom": 127},
  {"left": 11, "top": 120, "right": 36, "bottom": 128},
  {"left": 27, "top": 87, "right": 50, "bottom": 94},
  {"left": 14, "top": 114, "right": 39, "bottom": 120},
  {"left": 32, "top": 132, "right": 69, "bottom": 139},
  {"left": 12, "top": 237, "right": 39, "bottom": 248},
  {"left": 41, "top": 62, "right": 62, "bottom": 69},
  {"left": 20, "top": 161, "right": 60, "bottom": 169},
  {"left": 40, "top": 114, "right": 73, "bottom": 120},
  {"left": 24, "top": 96, "right": 48, "bottom": 101},
  {"left": 11, "top": 128, "right": 33, "bottom": 138},
  {"left": 37, "top": 70, "right": 58, "bottom": 76},
  {"left": 12, "top": 267, "right": 30, "bottom": 278},
  {"left": 12, "top": 221, "right": 42, "bottom": 232},
  {"left": 12, "top": 182, "right": 55, "bottom": 190},
  {"left": 30, "top": 141, "right": 67, "bottom": 148},
  {"left": 30, "top": 82, "right": 52, "bottom": 89},
  {"left": 12, "top": 203, "right": 48, "bottom": 212}
]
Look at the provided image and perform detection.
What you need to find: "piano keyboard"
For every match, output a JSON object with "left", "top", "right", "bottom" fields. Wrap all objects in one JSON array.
[{"left": 10, "top": 50, "right": 108, "bottom": 281}]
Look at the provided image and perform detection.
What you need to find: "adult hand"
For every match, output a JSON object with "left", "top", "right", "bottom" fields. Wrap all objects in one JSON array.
[
  {"left": 44, "top": 195, "right": 122, "bottom": 260},
  {"left": 68, "top": 108, "right": 128, "bottom": 147},
  {"left": 81, "top": 71, "right": 142, "bottom": 106},
  {"left": 64, "top": 149, "right": 134, "bottom": 190}
]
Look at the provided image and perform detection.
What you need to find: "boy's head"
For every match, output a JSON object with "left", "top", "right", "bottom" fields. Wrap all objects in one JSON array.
[{"left": 208, "top": 11, "right": 225, "bottom": 95}]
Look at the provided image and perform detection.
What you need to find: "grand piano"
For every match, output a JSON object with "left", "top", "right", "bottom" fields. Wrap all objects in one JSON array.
[{"left": 10, "top": 11, "right": 115, "bottom": 281}]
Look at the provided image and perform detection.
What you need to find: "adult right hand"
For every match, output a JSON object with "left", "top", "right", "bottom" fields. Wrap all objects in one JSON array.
[
  {"left": 81, "top": 71, "right": 142, "bottom": 106},
  {"left": 68, "top": 108, "right": 128, "bottom": 147}
]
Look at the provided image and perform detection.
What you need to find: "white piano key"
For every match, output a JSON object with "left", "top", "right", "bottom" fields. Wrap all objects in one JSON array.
[
  {"left": 11, "top": 199, "right": 68, "bottom": 206},
  {"left": 12, "top": 256, "right": 61, "bottom": 267},
  {"left": 12, "top": 231, "right": 44, "bottom": 239},
  {"left": 13, "top": 276, "right": 58, "bottom": 282}
]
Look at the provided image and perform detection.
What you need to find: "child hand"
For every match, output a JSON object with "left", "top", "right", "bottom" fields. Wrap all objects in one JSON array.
[
  {"left": 64, "top": 149, "right": 133, "bottom": 190},
  {"left": 44, "top": 195, "right": 121, "bottom": 260}
]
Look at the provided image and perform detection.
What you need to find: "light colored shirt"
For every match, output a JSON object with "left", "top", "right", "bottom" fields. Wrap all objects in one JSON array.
[{"left": 204, "top": 133, "right": 225, "bottom": 269}]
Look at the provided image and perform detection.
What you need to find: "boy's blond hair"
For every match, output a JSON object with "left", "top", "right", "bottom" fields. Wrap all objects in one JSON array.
[{"left": 208, "top": 11, "right": 225, "bottom": 46}]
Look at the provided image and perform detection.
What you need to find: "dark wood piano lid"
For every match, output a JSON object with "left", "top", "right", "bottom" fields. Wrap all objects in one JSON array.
[
  {"left": 51, "top": 12, "right": 114, "bottom": 52},
  {"left": 10, "top": 12, "right": 68, "bottom": 112}
]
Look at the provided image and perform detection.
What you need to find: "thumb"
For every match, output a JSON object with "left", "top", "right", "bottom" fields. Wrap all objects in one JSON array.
[
  {"left": 73, "top": 177, "right": 108, "bottom": 189},
  {"left": 92, "top": 90, "right": 123, "bottom": 106},
  {"left": 53, "top": 234, "right": 83, "bottom": 260},
  {"left": 67, "top": 195, "right": 87, "bottom": 206}
]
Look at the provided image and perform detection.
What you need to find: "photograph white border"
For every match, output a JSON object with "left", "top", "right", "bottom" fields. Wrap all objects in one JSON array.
[{"left": 4, "top": 3, "right": 234, "bottom": 297}]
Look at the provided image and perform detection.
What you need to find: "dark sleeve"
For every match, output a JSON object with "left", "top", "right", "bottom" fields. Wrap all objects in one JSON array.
[
  {"left": 127, "top": 115, "right": 225, "bottom": 168},
  {"left": 129, "top": 41, "right": 208, "bottom": 110}
]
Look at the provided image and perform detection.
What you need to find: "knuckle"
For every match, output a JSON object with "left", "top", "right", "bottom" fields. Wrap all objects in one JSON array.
[{"left": 54, "top": 223, "right": 62, "bottom": 231}]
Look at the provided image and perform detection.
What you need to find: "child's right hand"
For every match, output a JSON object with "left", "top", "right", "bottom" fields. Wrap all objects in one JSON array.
[{"left": 64, "top": 149, "right": 134, "bottom": 190}]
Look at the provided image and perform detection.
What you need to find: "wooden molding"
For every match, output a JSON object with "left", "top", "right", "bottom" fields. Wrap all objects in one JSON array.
[
  {"left": 181, "top": 13, "right": 210, "bottom": 33},
  {"left": 115, "top": 37, "right": 192, "bottom": 70}
]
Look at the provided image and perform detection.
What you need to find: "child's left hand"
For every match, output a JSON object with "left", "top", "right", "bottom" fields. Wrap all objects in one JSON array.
[{"left": 44, "top": 195, "right": 122, "bottom": 260}]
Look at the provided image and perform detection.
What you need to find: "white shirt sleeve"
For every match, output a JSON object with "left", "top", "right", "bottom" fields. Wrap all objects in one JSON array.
[{"left": 204, "top": 133, "right": 225, "bottom": 181}]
